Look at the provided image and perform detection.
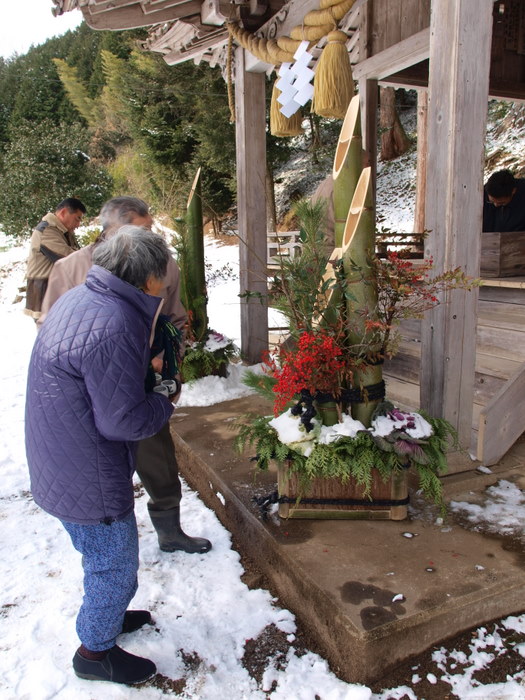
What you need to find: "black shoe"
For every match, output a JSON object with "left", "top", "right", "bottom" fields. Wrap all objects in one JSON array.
[
  {"left": 73, "top": 645, "right": 156, "bottom": 685},
  {"left": 149, "top": 507, "right": 212, "bottom": 554},
  {"left": 121, "top": 610, "right": 153, "bottom": 634}
]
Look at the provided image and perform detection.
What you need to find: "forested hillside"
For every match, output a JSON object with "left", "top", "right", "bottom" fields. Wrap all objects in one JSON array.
[
  {"left": 0, "top": 23, "right": 289, "bottom": 236},
  {"left": 3, "top": 20, "right": 521, "bottom": 240}
]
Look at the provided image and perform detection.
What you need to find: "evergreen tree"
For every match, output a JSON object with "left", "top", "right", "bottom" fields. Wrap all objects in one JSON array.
[{"left": 0, "top": 120, "right": 113, "bottom": 237}]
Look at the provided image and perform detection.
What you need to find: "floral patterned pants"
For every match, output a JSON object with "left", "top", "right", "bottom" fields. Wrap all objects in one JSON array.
[{"left": 61, "top": 512, "right": 139, "bottom": 652}]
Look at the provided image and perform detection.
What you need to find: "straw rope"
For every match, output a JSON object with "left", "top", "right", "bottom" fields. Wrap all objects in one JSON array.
[{"left": 227, "top": 0, "right": 356, "bottom": 66}]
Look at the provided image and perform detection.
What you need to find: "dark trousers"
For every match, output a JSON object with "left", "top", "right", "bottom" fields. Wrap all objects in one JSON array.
[{"left": 135, "top": 421, "right": 182, "bottom": 511}]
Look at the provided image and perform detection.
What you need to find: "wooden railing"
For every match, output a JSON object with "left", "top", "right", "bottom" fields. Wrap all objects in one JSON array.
[
  {"left": 375, "top": 232, "right": 425, "bottom": 259},
  {"left": 477, "top": 361, "right": 525, "bottom": 465},
  {"left": 267, "top": 230, "right": 426, "bottom": 267},
  {"left": 267, "top": 231, "right": 302, "bottom": 267}
]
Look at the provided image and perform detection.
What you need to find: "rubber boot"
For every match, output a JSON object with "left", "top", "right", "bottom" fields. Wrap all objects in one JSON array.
[{"left": 148, "top": 506, "right": 212, "bottom": 554}]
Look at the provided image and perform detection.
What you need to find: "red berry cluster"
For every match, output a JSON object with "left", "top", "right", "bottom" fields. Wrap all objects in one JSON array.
[{"left": 271, "top": 331, "right": 345, "bottom": 416}]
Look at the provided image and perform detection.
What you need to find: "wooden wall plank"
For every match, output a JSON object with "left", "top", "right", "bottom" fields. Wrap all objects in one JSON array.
[
  {"left": 234, "top": 48, "right": 269, "bottom": 363},
  {"left": 420, "top": 0, "right": 493, "bottom": 446}
]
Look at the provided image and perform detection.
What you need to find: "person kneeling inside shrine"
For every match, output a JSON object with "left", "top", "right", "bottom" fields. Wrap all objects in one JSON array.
[
  {"left": 25, "top": 226, "right": 177, "bottom": 685},
  {"left": 483, "top": 169, "right": 525, "bottom": 232}
]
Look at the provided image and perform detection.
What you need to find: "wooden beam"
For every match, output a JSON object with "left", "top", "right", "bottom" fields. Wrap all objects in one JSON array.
[
  {"left": 353, "top": 27, "right": 430, "bottom": 80},
  {"left": 257, "top": 0, "right": 321, "bottom": 39},
  {"left": 244, "top": 0, "right": 323, "bottom": 72},
  {"left": 142, "top": 0, "right": 196, "bottom": 14},
  {"left": 201, "top": 0, "right": 228, "bottom": 26},
  {"left": 420, "top": 0, "right": 493, "bottom": 446},
  {"left": 82, "top": 1, "right": 201, "bottom": 29},
  {"left": 88, "top": 0, "right": 136, "bottom": 14},
  {"left": 358, "top": 78, "right": 377, "bottom": 193},
  {"left": 358, "top": 1, "right": 376, "bottom": 194},
  {"left": 234, "top": 47, "right": 269, "bottom": 363},
  {"left": 413, "top": 89, "right": 428, "bottom": 233},
  {"left": 163, "top": 32, "right": 228, "bottom": 64}
]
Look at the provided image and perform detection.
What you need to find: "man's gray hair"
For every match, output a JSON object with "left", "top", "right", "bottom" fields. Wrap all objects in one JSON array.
[
  {"left": 99, "top": 196, "right": 150, "bottom": 232},
  {"left": 92, "top": 226, "right": 170, "bottom": 289}
]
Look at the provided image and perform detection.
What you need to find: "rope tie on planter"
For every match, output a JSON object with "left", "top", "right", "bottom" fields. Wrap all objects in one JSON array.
[
  {"left": 343, "top": 380, "right": 386, "bottom": 404},
  {"left": 253, "top": 490, "right": 409, "bottom": 518},
  {"left": 290, "top": 381, "right": 386, "bottom": 430}
]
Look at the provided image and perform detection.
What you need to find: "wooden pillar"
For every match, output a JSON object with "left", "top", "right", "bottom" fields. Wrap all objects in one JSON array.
[
  {"left": 413, "top": 89, "right": 427, "bottom": 233},
  {"left": 358, "top": 0, "right": 377, "bottom": 194},
  {"left": 420, "top": 0, "right": 493, "bottom": 445},
  {"left": 234, "top": 47, "right": 269, "bottom": 363},
  {"left": 358, "top": 78, "right": 378, "bottom": 192}
]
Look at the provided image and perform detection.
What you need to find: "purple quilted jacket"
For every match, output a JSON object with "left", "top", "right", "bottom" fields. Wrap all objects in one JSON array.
[{"left": 25, "top": 265, "right": 174, "bottom": 525}]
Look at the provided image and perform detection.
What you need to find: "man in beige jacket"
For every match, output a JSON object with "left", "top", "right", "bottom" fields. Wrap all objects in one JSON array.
[
  {"left": 39, "top": 196, "right": 212, "bottom": 555},
  {"left": 25, "top": 197, "right": 86, "bottom": 319}
]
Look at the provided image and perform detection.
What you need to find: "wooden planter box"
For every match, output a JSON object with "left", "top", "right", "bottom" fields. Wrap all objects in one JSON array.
[
  {"left": 480, "top": 230, "right": 525, "bottom": 277},
  {"left": 277, "top": 465, "right": 408, "bottom": 520}
]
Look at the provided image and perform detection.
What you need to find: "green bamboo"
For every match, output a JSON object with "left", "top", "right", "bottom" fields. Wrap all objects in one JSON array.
[
  {"left": 332, "top": 95, "right": 362, "bottom": 248},
  {"left": 341, "top": 166, "right": 382, "bottom": 427},
  {"left": 314, "top": 400, "right": 340, "bottom": 426},
  {"left": 312, "top": 246, "right": 342, "bottom": 330},
  {"left": 186, "top": 167, "right": 208, "bottom": 342}
]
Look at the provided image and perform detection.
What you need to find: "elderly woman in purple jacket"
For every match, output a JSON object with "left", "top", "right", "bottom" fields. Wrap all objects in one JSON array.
[{"left": 25, "top": 226, "right": 176, "bottom": 686}]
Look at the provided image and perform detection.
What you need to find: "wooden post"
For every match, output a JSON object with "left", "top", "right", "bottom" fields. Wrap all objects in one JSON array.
[
  {"left": 358, "top": 78, "right": 378, "bottom": 196},
  {"left": 413, "top": 89, "right": 428, "bottom": 234},
  {"left": 358, "top": 0, "right": 377, "bottom": 188},
  {"left": 420, "top": 0, "right": 493, "bottom": 446},
  {"left": 234, "top": 47, "right": 269, "bottom": 363}
]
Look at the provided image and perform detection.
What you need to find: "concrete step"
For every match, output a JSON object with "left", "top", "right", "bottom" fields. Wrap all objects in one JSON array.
[{"left": 170, "top": 396, "right": 525, "bottom": 685}]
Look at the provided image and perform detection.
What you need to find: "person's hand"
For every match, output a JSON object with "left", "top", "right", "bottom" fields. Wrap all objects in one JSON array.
[{"left": 151, "top": 356, "right": 163, "bottom": 373}]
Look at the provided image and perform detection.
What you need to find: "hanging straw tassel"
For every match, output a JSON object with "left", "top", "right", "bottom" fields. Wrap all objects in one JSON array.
[
  {"left": 312, "top": 30, "right": 354, "bottom": 119},
  {"left": 270, "top": 82, "right": 304, "bottom": 138}
]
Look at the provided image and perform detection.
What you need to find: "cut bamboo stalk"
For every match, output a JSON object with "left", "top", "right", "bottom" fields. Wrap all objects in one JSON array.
[
  {"left": 186, "top": 167, "right": 208, "bottom": 342},
  {"left": 312, "top": 246, "right": 342, "bottom": 328},
  {"left": 341, "top": 166, "right": 382, "bottom": 427},
  {"left": 332, "top": 95, "right": 362, "bottom": 248}
]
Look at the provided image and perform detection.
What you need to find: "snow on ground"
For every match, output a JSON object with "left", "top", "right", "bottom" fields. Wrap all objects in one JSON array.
[
  {"left": 0, "top": 233, "right": 524, "bottom": 698},
  {"left": 450, "top": 480, "right": 525, "bottom": 543},
  {"left": 0, "top": 237, "right": 370, "bottom": 699}
]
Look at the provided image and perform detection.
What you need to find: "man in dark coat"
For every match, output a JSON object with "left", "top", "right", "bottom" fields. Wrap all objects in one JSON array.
[
  {"left": 483, "top": 169, "right": 525, "bottom": 232},
  {"left": 25, "top": 226, "right": 175, "bottom": 685}
]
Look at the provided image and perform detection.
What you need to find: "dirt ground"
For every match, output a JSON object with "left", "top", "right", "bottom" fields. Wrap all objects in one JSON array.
[{"left": 234, "top": 539, "right": 525, "bottom": 699}]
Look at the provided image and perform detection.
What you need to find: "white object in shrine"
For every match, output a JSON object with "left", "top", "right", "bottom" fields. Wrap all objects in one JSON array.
[{"left": 276, "top": 40, "right": 314, "bottom": 117}]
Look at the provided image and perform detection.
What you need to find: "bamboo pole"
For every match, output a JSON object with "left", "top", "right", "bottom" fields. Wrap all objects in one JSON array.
[
  {"left": 186, "top": 167, "right": 208, "bottom": 342},
  {"left": 312, "top": 246, "right": 342, "bottom": 329},
  {"left": 341, "top": 166, "right": 382, "bottom": 427},
  {"left": 332, "top": 95, "right": 362, "bottom": 248}
]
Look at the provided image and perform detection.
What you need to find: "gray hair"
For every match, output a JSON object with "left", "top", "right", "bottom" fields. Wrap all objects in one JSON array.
[
  {"left": 92, "top": 225, "right": 170, "bottom": 289},
  {"left": 99, "top": 196, "right": 150, "bottom": 233}
]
